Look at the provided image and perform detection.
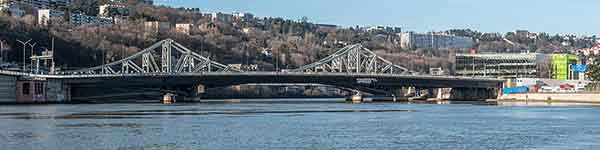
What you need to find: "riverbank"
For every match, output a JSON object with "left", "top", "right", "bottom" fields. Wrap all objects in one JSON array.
[{"left": 497, "top": 93, "right": 600, "bottom": 105}]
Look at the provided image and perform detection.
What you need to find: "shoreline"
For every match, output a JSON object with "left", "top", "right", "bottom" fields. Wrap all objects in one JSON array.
[{"left": 496, "top": 93, "right": 600, "bottom": 105}]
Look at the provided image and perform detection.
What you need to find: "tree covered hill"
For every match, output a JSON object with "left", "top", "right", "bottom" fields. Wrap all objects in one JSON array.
[{"left": 1, "top": 1, "right": 595, "bottom": 73}]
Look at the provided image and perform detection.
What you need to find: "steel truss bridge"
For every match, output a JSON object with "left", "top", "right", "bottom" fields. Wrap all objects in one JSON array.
[{"left": 2, "top": 39, "right": 504, "bottom": 101}]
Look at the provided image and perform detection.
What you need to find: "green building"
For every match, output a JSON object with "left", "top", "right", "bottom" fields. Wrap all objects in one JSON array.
[{"left": 551, "top": 54, "right": 579, "bottom": 80}]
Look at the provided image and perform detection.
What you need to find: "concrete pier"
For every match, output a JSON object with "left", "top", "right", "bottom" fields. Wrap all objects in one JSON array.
[
  {"left": 162, "top": 93, "right": 176, "bottom": 104},
  {"left": 346, "top": 94, "right": 363, "bottom": 103}
]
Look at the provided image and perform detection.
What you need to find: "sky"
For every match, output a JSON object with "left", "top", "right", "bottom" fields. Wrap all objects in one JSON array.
[{"left": 155, "top": 0, "right": 600, "bottom": 36}]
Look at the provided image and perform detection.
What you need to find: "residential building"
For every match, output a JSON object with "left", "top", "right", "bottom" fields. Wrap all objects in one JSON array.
[
  {"left": 455, "top": 53, "right": 539, "bottom": 78},
  {"left": 144, "top": 21, "right": 171, "bottom": 37},
  {"left": 38, "top": 9, "right": 112, "bottom": 26},
  {"left": 175, "top": 23, "right": 193, "bottom": 34},
  {"left": 69, "top": 13, "right": 112, "bottom": 26},
  {"left": 210, "top": 12, "right": 233, "bottom": 23},
  {"left": 400, "top": 32, "right": 475, "bottom": 50},
  {"left": 198, "top": 22, "right": 217, "bottom": 32},
  {"left": 108, "top": 0, "right": 152, "bottom": 4},
  {"left": 37, "top": 9, "right": 64, "bottom": 26},
  {"left": 0, "top": 2, "right": 24, "bottom": 17},
  {"left": 6, "top": 0, "right": 71, "bottom": 9},
  {"left": 99, "top": 3, "right": 128, "bottom": 18},
  {"left": 176, "top": 7, "right": 200, "bottom": 14},
  {"left": 233, "top": 12, "right": 254, "bottom": 22},
  {"left": 316, "top": 24, "right": 337, "bottom": 30}
]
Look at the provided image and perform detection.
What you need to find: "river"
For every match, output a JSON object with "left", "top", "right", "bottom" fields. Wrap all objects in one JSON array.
[{"left": 1, "top": 99, "right": 599, "bottom": 150}]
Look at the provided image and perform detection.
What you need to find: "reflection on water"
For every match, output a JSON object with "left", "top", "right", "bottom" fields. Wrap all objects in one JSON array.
[
  {"left": 0, "top": 99, "right": 599, "bottom": 150},
  {"left": 55, "top": 123, "right": 144, "bottom": 128},
  {"left": 498, "top": 101, "right": 600, "bottom": 106}
]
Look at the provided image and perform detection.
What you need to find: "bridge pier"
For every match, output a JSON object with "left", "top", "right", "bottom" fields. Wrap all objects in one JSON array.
[
  {"left": 162, "top": 93, "right": 176, "bottom": 104},
  {"left": 346, "top": 93, "right": 363, "bottom": 103},
  {"left": 387, "top": 88, "right": 409, "bottom": 102},
  {"left": 406, "top": 87, "right": 430, "bottom": 101},
  {"left": 449, "top": 88, "right": 498, "bottom": 101}
]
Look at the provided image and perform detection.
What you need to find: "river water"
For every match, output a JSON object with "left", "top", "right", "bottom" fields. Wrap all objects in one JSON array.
[{"left": 1, "top": 99, "right": 599, "bottom": 150}]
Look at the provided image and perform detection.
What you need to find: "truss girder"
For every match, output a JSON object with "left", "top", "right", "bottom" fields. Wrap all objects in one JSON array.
[
  {"left": 291, "top": 44, "right": 410, "bottom": 75},
  {"left": 66, "top": 39, "right": 239, "bottom": 75}
]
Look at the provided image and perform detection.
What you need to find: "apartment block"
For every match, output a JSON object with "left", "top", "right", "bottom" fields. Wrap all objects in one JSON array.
[
  {"left": 69, "top": 13, "right": 113, "bottom": 26},
  {"left": 7, "top": 0, "right": 71, "bottom": 9},
  {"left": 38, "top": 9, "right": 113, "bottom": 26},
  {"left": 0, "top": 2, "right": 24, "bottom": 16},
  {"left": 210, "top": 12, "right": 233, "bottom": 23},
  {"left": 99, "top": 4, "right": 128, "bottom": 18},
  {"left": 38, "top": 9, "right": 64, "bottom": 26},
  {"left": 233, "top": 12, "right": 254, "bottom": 22},
  {"left": 400, "top": 32, "right": 474, "bottom": 50},
  {"left": 144, "top": 21, "right": 171, "bottom": 37}
]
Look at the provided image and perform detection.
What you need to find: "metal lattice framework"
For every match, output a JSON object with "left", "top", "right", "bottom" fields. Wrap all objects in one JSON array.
[
  {"left": 67, "top": 39, "right": 238, "bottom": 75},
  {"left": 291, "top": 44, "right": 410, "bottom": 75}
]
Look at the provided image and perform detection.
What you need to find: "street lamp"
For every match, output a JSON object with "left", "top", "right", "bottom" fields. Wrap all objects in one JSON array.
[
  {"left": 27, "top": 42, "right": 37, "bottom": 73},
  {"left": 16, "top": 39, "right": 31, "bottom": 72}
]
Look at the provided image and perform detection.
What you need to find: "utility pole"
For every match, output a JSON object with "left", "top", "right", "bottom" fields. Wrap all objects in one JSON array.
[
  {"left": 16, "top": 39, "right": 31, "bottom": 72},
  {"left": 27, "top": 42, "right": 36, "bottom": 73}
]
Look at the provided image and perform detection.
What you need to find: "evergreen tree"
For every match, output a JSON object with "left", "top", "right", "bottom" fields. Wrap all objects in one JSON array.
[{"left": 587, "top": 56, "right": 600, "bottom": 81}]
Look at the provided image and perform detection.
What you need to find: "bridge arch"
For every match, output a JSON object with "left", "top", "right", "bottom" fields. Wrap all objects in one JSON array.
[
  {"left": 292, "top": 44, "right": 412, "bottom": 75},
  {"left": 64, "top": 39, "right": 240, "bottom": 75}
]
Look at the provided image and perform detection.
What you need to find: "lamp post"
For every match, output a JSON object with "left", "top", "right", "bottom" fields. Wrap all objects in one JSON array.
[
  {"left": 16, "top": 39, "right": 31, "bottom": 72},
  {"left": 27, "top": 42, "right": 37, "bottom": 73}
]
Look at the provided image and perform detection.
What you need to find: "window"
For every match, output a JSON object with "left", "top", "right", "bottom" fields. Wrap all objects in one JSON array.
[
  {"left": 22, "top": 83, "right": 30, "bottom": 95},
  {"left": 34, "top": 82, "right": 44, "bottom": 95}
]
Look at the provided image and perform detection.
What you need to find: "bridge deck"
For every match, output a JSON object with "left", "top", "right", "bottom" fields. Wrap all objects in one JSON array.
[{"left": 1, "top": 70, "right": 504, "bottom": 89}]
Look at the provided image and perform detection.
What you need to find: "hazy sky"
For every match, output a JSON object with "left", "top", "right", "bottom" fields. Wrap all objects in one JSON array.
[{"left": 155, "top": 0, "right": 599, "bottom": 36}]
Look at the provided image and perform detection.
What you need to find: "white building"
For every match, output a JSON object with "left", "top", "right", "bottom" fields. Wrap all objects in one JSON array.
[
  {"left": 38, "top": 9, "right": 112, "bottom": 26},
  {"left": 232, "top": 12, "right": 254, "bottom": 22},
  {"left": 400, "top": 32, "right": 474, "bottom": 50}
]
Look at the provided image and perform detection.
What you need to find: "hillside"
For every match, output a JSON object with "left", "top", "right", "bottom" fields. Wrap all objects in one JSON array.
[{"left": 1, "top": 2, "right": 595, "bottom": 73}]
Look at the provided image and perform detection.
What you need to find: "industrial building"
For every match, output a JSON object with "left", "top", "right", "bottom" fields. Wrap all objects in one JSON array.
[{"left": 455, "top": 53, "right": 538, "bottom": 78}]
